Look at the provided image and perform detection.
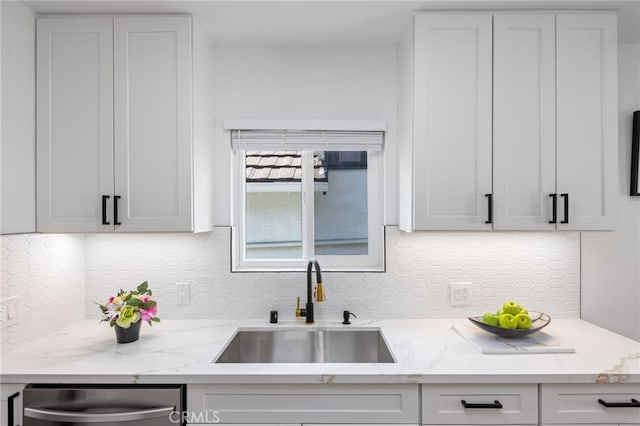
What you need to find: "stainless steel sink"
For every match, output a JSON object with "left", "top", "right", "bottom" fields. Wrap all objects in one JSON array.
[{"left": 213, "top": 328, "right": 395, "bottom": 363}]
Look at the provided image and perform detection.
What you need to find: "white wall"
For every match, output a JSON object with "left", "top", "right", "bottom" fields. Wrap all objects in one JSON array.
[
  {"left": 212, "top": 45, "right": 398, "bottom": 226},
  {"left": 581, "top": 43, "right": 640, "bottom": 341},
  {"left": 0, "top": 1, "right": 36, "bottom": 234}
]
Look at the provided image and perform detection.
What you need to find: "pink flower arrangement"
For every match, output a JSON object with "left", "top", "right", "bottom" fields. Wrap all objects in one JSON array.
[
  {"left": 98, "top": 281, "right": 160, "bottom": 328},
  {"left": 138, "top": 295, "right": 158, "bottom": 322}
]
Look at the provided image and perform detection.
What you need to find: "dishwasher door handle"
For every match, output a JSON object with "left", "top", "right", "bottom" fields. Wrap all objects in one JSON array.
[{"left": 24, "top": 405, "right": 175, "bottom": 423}]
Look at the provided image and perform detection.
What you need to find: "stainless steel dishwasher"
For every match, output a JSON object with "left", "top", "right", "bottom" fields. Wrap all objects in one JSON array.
[{"left": 22, "top": 384, "right": 185, "bottom": 425}]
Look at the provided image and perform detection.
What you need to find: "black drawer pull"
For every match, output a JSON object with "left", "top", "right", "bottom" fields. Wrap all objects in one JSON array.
[
  {"left": 560, "top": 193, "right": 569, "bottom": 224},
  {"left": 485, "top": 193, "right": 493, "bottom": 224},
  {"left": 8, "top": 391, "right": 19, "bottom": 426},
  {"left": 549, "top": 193, "right": 557, "bottom": 224},
  {"left": 461, "top": 399, "right": 503, "bottom": 409},
  {"left": 114, "top": 195, "right": 122, "bottom": 226},
  {"left": 101, "top": 195, "right": 110, "bottom": 225},
  {"left": 598, "top": 398, "right": 640, "bottom": 408}
]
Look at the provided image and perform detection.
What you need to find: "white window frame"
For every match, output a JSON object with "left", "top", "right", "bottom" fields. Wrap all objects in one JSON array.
[{"left": 231, "top": 149, "right": 385, "bottom": 272}]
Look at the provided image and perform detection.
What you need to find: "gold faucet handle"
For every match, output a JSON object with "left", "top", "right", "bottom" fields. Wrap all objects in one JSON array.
[
  {"left": 295, "top": 296, "right": 301, "bottom": 317},
  {"left": 315, "top": 283, "right": 326, "bottom": 302}
]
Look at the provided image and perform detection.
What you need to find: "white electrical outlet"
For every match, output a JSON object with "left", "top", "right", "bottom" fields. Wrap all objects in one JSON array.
[
  {"left": 176, "top": 281, "right": 190, "bottom": 305},
  {"left": 0, "top": 296, "right": 20, "bottom": 328},
  {"left": 449, "top": 282, "right": 472, "bottom": 306}
]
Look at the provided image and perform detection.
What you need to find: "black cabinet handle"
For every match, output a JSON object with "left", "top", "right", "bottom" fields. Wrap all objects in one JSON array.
[
  {"left": 114, "top": 195, "right": 121, "bottom": 226},
  {"left": 101, "top": 195, "right": 110, "bottom": 225},
  {"left": 461, "top": 399, "right": 503, "bottom": 409},
  {"left": 485, "top": 193, "right": 493, "bottom": 224},
  {"left": 598, "top": 398, "right": 640, "bottom": 408},
  {"left": 8, "top": 391, "right": 19, "bottom": 426},
  {"left": 560, "top": 193, "right": 569, "bottom": 224},
  {"left": 549, "top": 193, "right": 557, "bottom": 224}
]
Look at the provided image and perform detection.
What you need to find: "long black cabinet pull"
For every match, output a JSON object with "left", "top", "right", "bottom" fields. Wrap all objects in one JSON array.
[
  {"left": 461, "top": 399, "right": 503, "bottom": 409},
  {"left": 485, "top": 193, "right": 493, "bottom": 224},
  {"left": 549, "top": 193, "right": 558, "bottom": 224},
  {"left": 8, "top": 391, "right": 19, "bottom": 426},
  {"left": 114, "top": 195, "right": 122, "bottom": 226},
  {"left": 560, "top": 193, "right": 569, "bottom": 224},
  {"left": 598, "top": 398, "right": 640, "bottom": 408},
  {"left": 101, "top": 195, "right": 110, "bottom": 225}
]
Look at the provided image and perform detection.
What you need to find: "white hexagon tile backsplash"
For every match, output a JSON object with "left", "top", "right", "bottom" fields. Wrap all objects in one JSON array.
[
  {"left": 83, "top": 227, "right": 580, "bottom": 321},
  {"left": 2, "top": 227, "right": 580, "bottom": 352},
  {"left": 1, "top": 233, "right": 85, "bottom": 353}
]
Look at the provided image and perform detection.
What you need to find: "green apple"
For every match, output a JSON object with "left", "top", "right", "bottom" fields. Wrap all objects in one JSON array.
[
  {"left": 496, "top": 308, "right": 504, "bottom": 317},
  {"left": 518, "top": 307, "right": 529, "bottom": 315},
  {"left": 482, "top": 313, "right": 499, "bottom": 327},
  {"left": 498, "top": 313, "right": 518, "bottom": 329},
  {"left": 515, "top": 313, "right": 532, "bottom": 329},
  {"left": 502, "top": 301, "right": 521, "bottom": 316}
]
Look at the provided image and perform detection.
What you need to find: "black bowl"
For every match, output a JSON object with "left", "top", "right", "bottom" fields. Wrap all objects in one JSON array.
[{"left": 468, "top": 311, "right": 551, "bottom": 338}]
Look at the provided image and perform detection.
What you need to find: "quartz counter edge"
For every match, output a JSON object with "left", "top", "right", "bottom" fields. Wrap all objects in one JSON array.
[{"left": 1, "top": 319, "right": 638, "bottom": 385}]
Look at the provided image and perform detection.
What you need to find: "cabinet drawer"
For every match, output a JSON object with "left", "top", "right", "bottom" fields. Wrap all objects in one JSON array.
[
  {"left": 422, "top": 384, "right": 538, "bottom": 424},
  {"left": 541, "top": 383, "right": 640, "bottom": 424},
  {"left": 188, "top": 384, "right": 419, "bottom": 424}
]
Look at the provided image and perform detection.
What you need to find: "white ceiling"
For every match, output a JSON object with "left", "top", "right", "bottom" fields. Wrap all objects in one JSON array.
[{"left": 23, "top": 0, "right": 640, "bottom": 45}]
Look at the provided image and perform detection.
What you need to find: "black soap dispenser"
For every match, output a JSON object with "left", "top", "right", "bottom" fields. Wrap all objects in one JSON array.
[{"left": 342, "top": 310, "right": 356, "bottom": 325}]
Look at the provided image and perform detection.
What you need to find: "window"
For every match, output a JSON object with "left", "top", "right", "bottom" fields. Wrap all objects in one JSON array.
[
  {"left": 229, "top": 123, "right": 385, "bottom": 271},
  {"left": 325, "top": 151, "right": 367, "bottom": 170}
]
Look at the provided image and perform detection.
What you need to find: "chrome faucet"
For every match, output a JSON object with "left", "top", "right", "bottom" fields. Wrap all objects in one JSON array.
[{"left": 295, "top": 258, "right": 325, "bottom": 324}]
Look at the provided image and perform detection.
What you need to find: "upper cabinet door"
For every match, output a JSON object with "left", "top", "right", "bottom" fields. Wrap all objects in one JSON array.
[
  {"left": 413, "top": 14, "right": 493, "bottom": 230},
  {"left": 493, "top": 14, "right": 557, "bottom": 230},
  {"left": 113, "top": 17, "right": 193, "bottom": 232},
  {"left": 556, "top": 13, "right": 618, "bottom": 230},
  {"left": 36, "top": 18, "right": 114, "bottom": 232}
]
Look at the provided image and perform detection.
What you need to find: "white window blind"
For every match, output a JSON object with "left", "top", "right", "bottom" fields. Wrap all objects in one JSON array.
[{"left": 225, "top": 120, "right": 385, "bottom": 152}]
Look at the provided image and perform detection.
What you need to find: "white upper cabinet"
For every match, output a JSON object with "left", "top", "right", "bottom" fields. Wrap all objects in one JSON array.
[
  {"left": 556, "top": 14, "right": 618, "bottom": 230},
  {"left": 493, "top": 14, "right": 557, "bottom": 230},
  {"left": 36, "top": 18, "right": 114, "bottom": 232},
  {"left": 410, "top": 14, "right": 493, "bottom": 230},
  {"left": 36, "top": 16, "right": 211, "bottom": 233},
  {"left": 113, "top": 17, "right": 193, "bottom": 232},
  {"left": 400, "top": 11, "right": 618, "bottom": 232}
]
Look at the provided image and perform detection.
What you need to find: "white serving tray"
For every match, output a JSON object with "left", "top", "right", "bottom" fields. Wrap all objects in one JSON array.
[{"left": 452, "top": 322, "right": 575, "bottom": 354}]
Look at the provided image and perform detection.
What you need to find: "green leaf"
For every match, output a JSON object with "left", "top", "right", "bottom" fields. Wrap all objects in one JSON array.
[
  {"left": 137, "top": 281, "right": 149, "bottom": 293},
  {"left": 128, "top": 299, "right": 142, "bottom": 308}
]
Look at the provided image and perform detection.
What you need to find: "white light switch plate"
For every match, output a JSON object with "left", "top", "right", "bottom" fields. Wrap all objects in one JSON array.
[{"left": 0, "top": 295, "right": 20, "bottom": 328}]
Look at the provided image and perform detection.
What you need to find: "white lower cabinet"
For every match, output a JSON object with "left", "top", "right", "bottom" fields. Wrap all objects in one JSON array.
[
  {"left": 187, "top": 383, "right": 640, "bottom": 426},
  {"left": 541, "top": 383, "right": 640, "bottom": 425},
  {"left": 421, "top": 384, "right": 538, "bottom": 425},
  {"left": 190, "top": 423, "right": 417, "bottom": 426},
  {"left": 1, "top": 383, "right": 25, "bottom": 426},
  {"left": 187, "top": 384, "right": 419, "bottom": 424}
]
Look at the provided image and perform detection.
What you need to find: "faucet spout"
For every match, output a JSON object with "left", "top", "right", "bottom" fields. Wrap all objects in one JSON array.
[
  {"left": 299, "top": 258, "right": 324, "bottom": 324},
  {"left": 307, "top": 258, "right": 322, "bottom": 299}
]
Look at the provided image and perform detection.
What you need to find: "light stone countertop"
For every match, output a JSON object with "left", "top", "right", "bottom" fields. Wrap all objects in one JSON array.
[{"left": 1, "top": 318, "right": 638, "bottom": 385}]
